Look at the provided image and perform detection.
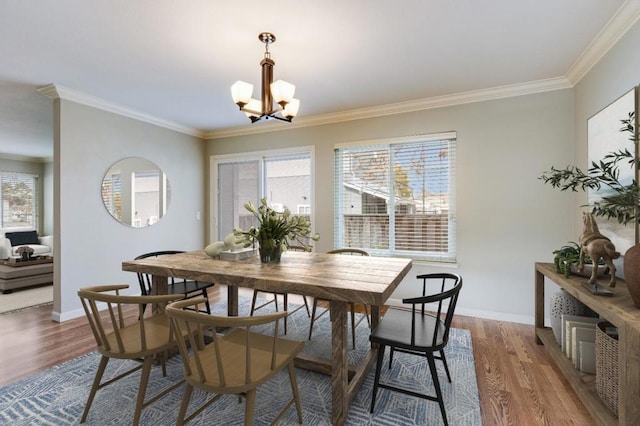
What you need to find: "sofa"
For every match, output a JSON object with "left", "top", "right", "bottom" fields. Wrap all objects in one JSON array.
[{"left": 0, "top": 228, "right": 53, "bottom": 260}]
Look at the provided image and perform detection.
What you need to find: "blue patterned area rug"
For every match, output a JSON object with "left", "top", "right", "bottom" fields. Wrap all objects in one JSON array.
[{"left": 0, "top": 297, "right": 482, "bottom": 425}]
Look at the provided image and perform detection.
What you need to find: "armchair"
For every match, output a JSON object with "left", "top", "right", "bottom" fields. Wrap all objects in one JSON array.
[{"left": 0, "top": 228, "right": 53, "bottom": 259}]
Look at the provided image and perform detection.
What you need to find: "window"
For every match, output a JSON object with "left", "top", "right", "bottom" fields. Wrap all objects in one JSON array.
[
  {"left": 334, "top": 133, "right": 456, "bottom": 262},
  {"left": 0, "top": 172, "right": 38, "bottom": 229},
  {"left": 212, "top": 148, "right": 314, "bottom": 241}
]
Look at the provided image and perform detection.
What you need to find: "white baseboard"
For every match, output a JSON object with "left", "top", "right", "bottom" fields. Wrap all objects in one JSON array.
[
  {"left": 51, "top": 307, "right": 85, "bottom": 322},
  {"left": 53, "top": 296, "right": 535, "bottom": 325},
  {"left": 385, "top": 297, "right": 534, "bottom": 325}
]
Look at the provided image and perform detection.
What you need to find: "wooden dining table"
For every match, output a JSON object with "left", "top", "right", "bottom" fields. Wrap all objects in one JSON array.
[{"left": 122, "top": 249, "right": 412, "bottom": 425}]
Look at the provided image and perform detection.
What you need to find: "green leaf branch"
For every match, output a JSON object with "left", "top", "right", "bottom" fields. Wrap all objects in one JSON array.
[{"left": 539, "top": 112, "right": 640, "bottom": 225}]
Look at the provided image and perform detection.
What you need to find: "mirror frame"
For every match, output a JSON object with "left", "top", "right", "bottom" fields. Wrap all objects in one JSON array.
[{"left": 101, "top": 157, "right": 171, "bottom": 228}]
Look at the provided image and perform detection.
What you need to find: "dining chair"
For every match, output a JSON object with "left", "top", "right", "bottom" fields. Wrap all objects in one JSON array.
[
  {"left": 135, "top": 250, "right": 215, "bottom": 314},
  {"left": 369, "top": 273, "right": 463, "bottom": 426},
  {"left": 166, "top": 297, "right": 304, "bottom": 425},
  {"left": 77, "top": 285, "right": 187, "bottom": 426},
  {"left": 250, "top": 245, "right": 310, "bottom": 334},
  {"left": 308, "top": 248, "right": 371, "bottom": 350}
]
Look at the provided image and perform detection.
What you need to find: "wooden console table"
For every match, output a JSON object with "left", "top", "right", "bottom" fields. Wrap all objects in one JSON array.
[{"left": 535, "top": 262, "right": 640, "bottom": 425}]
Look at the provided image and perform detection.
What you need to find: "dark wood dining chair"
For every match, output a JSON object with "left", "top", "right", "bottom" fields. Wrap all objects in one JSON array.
[
  {"left": 308, "top": 248, "right": 371, "bottom": 349},
  {"left": 135, "top": 250, "right": 215, "bottom": 314},
  {"left": 250, "top": 245, "right": 310, "bottom": 334},
  {"left": 77, "top": 285, "right": 186, "bottom": 426},
  {"left": 166, "top": 297, "right": 304, "bottom": 425},
  {"left": 369, "top": 273, "right": 462, "bottom": 426}
]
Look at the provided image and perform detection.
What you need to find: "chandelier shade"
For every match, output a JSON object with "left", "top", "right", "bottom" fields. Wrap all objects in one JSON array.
[{"left": 231, "top": 33, "right": 299, "bottom": 123}]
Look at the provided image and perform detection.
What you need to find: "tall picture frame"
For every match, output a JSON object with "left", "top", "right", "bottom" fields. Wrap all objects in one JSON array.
[{"left": 587, "top": 86, "right": 639, "bottom": 253}]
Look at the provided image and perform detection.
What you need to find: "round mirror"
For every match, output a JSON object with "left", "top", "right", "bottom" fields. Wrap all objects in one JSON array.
[{"left": 101, "top": 157, "right": 171, "bottom": 228}]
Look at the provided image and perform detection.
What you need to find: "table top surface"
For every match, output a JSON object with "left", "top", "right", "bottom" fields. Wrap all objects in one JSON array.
[{"left": 123, "top": 250, "right": 413, "bottom": 305}]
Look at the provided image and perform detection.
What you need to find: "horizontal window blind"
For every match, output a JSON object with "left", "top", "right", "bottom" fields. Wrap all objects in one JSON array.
[
  {"left": 0, "top": 172, "right": 38, "bottom": 230},
  {"left": 334, "top": 134, "right": 456, "bottom": 262}
]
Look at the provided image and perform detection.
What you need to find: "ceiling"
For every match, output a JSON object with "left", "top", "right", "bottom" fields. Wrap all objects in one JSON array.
[{"left": 0, "top": 0, "right": 637, "bottom": 160}]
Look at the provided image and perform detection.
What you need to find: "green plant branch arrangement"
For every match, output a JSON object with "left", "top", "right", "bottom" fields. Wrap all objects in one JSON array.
[
  {"left": 540, "top": 112, "right": 639, "bottom": 227},
  {"left": 553, "top": 241, "right": 601, "bottom": 277},
  {"left": 233, "top": 198, "right": 320, "bottom": 252}
]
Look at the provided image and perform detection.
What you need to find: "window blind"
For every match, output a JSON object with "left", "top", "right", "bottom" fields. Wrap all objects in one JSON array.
[
  {"left": 0, "top": 172, "right": 38, "bottom": 229},
  {"left": 334, "top": 133, "right": 456, "bottom": 262}
]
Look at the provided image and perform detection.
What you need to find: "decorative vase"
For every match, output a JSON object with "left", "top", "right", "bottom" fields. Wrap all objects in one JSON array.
[
  {"left": 549, "top": 289, "right": 588, "bottom": 345},
  {"left": 258, "top": 240, "right": 282, "bottom": 263},
  {"left": 623, "top": 244, "right": 640, "bottom": 308}
]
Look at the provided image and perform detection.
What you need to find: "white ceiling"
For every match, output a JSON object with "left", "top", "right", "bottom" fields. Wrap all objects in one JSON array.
[{"left": 0, "top": 0, "right": 636, "bottom": 160}]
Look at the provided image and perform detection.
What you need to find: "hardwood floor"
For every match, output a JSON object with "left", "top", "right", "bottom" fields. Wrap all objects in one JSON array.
[{"left": 0, "top": 286, "right": 595, "bottom": 425}]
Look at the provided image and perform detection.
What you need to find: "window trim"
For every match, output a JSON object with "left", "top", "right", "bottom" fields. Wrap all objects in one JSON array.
[{"left": 334, "top": 133, "right": 456, "bottom": 262}]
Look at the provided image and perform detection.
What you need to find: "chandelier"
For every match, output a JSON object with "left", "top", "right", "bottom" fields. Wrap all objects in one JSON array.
[{"left": 231, "top": 32, "right": 300, "bottom": 123}]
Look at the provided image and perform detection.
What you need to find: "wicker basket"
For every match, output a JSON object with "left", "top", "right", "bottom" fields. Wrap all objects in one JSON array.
[{"left": 595, "top": 321, "right": 619, "bottom": 416}]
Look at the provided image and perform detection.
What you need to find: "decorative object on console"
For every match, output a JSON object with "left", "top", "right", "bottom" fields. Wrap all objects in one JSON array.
[
  {"left": 577, "top": 213, "right": 619, "bottom": 288},
  {"left": 550, "top": 289, "right": 588, "bottom": 345},
  {"left": 553, "top": 241, "right": 605, "bottom": 278},
  {"left": 234, "top": 198, "right": 318, "bottom": 264},
  {"left": 595, "top": 321, "right": 619, "bottom": 416},
  {"left": 231, "top": 32, "right": 300, "bottom": 123},
  {"left": 623, "top": 243, "right": 640, "bottom": 306},
  {"left": 540, "top": 86, "right": 640, "bottom": 307}
]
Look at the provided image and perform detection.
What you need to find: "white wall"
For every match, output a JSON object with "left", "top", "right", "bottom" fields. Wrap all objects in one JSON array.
[
  {"left": 54, "top": 99, "right": 206, "bottom": 321},
  {"left": 206, "top": 18, "right": 640, "bottom": 324},
  {"left": 207, "top": 89, "right": 575, "bottom": 324}
]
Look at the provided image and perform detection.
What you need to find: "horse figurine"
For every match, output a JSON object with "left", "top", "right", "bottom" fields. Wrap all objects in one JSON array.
[{"left": 577, "top": 212, "right": 620, "bottom": 287}]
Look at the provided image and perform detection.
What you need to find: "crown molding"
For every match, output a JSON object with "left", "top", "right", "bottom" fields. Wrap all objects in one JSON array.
[
  {"left": 205, "top": 77, "right": 572, "bottom": 140},
  {"left": 35, "top": 0, "right": 639, "bottom": 143},
  {"left": 36, "top": 84, "right": 205, "bottom": 138},
  {"left": 565, "top": 0, "right": 640, "bottom": 85}
]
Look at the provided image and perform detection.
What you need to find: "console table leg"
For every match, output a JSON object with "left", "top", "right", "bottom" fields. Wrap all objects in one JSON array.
[{"left": 535, "top": 268, "right": 545, "bottom": 344}]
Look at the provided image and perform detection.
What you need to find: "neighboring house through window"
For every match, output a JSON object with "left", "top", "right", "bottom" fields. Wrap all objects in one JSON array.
[
  {"left": 334, "top": 132, "right": 456, "bottom": 262},
  {"left": 212, "top": 147, "right": 314, "bottom": 242},
  {"left": 0, "top": 171, "right": 38, "bottom": 230}
]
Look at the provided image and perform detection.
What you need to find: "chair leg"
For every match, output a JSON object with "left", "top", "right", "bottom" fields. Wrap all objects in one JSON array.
[
  {"left": 364, "top": 304, "right": 371, "bottom": 327},
  {"left": 201, "top": 288, "right": 211, "bottom": 314},
  {"left": 176, "top": 383, "right": 193, "bottom": 426},
  {"left": 427, "top": 352, "right": 448, "bottom": 426},
  {"left": 81, "top": 355, "right": 110, "bottom": 423},
  {"left": 250, "top": 290, "right": 259, "bottom": 316},
  {"left": 302, "top": 295, "right": 311, "bottom": 317},
  {"left": 388, "top": 347, "right": 394, "bottom": 369},
  {"left": 349, "top": 302, "right": 357, "bottom": 350},
  {"left": 439, "top": 349, "right": 452, "bottom": 383},
  {"left": 370, "top": 344, "right": 386, "bottom": 413},
  {"left": 159, "top": 351, "right": 167, "bottom": 377},
  {"left": 283, "top": 293, "right": 289, "bottom": 335},
  {"left": 308, "top": 298, "right": 318, "bottom": 340},
  {"left": 244, "top": 389, "right": 256, "bottom": 426},
  {"left": 132, "top": 356, "right": 154, "bottom": 426},
  {"left": 288, "top": 362, "right": 303, "bottom": 424}
]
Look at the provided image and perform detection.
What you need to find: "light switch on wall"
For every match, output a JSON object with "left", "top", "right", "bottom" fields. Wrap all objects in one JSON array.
[{"left": 196, "top": 211, "right": 201, "bottom": 220}]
